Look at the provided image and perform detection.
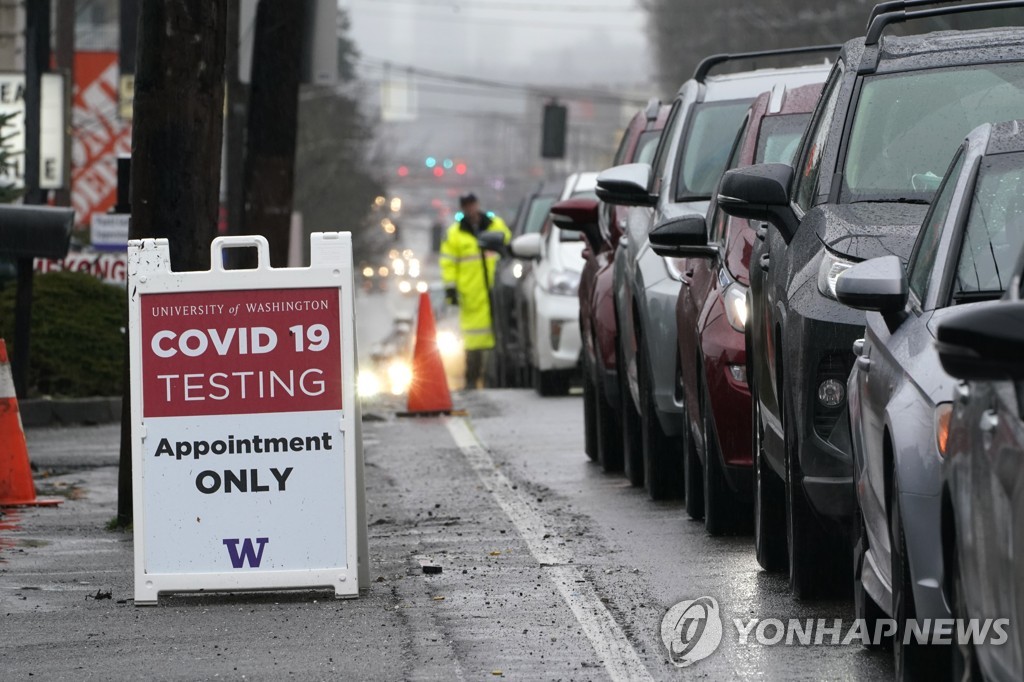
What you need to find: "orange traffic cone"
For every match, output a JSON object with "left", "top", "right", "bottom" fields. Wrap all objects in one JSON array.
[
  {"left": 0, "top": 340, "right": 60, "bottom": 507},
  {"left": 402, "top": 292, "right": 453, "bottom": 416}
]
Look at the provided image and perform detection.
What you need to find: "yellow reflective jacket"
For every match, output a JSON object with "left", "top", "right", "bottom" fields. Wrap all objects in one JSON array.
[{"left": 439, "top": 214, "right": 511, "bottom": 350}]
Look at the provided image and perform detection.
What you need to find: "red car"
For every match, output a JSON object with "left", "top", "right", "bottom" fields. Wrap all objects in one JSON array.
[
  {"left": 653, "top": 83, "right": 823, "bottom": 534},
  {"left": 570, "top": 101, "right": 669, "bottom": 471}
]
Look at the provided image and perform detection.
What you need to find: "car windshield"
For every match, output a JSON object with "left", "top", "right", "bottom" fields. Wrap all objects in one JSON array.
[
  {"left": 524, "top": 195, "right": 556, "bottom": 234},
  {"left": 635, "top": 130, "right": 661, "bottom": 165},
  {"left": 560, "top": 189, "right": 598, "bottom": 242},
  {"left": 843, "top": 62, "right": 1024, "bottom": 202},
  {"left": 756, "top": 113, "right": 810, "bottom": 165},
  {"left": 953, "top": 151, "right": 1024, "bottom": 301},
  {"left": 675, "top": 100, "right": 751, "bottom": 200}
]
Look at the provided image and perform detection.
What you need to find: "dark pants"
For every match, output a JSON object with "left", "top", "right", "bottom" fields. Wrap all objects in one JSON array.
[{"left": 465, "top": 349, "right": 487, "bottom": 389}]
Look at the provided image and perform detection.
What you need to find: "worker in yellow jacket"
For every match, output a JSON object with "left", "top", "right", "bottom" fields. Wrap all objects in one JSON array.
[{"left": 440, "top": 193, "right": 512, "bottom": 389}]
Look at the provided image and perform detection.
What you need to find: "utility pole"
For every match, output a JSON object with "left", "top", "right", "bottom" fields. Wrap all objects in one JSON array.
[
  {"left": 117, "top": 0, "right": 228, "bottom": 525},
  {"left": 54, "top": 0, "right": 74, "bottom": 209},
  {"left": 224, "top": 0, "right": 247, "bottom": 239},
  {"left": 11, "top": 0, "right": 49, "bottom": 399},
  {"left": 239, "top": 0, "right": 306, "bottom": 267}
]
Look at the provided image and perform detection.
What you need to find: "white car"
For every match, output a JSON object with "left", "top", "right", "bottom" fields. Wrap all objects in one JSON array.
[{"left": 511, "top": 172, "right": 596, "bottom": 396}]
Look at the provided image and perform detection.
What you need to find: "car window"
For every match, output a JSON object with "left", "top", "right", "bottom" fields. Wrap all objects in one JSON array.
[
  {"left": 651, "top": 101, "right": 683, "bottom": 196},
  {"left": 634, "top": 130, "right": 661, "bottom": 165},
  {"left": 795, "top": 66, "right": 843, "bottom": 212},
  {"left": 908, "top": 148, "right": 966, "bottom": 303},
  {"left": 612, "top": 122, "right": 635, "bottom": 167},
  {"left": 756, "top": 113, "right": 811, "bottom": 166},
  {"left": 708, "top": 116, "right": 750, "bottom": 245},
  {"left": 560, "top": 189, "right": 599, "bottom": 242},
  {"left": 953, "top": 151, "right": 1024, "bottom": 301},
  {"left": 674, "top": 100, "right": 751, "bottom": 201},
  {"left": 844, "top": 63, "right": 1024, "bottom": 203},
  {"left": 524, "top": 196, "right": 556, "bottom": 234}
]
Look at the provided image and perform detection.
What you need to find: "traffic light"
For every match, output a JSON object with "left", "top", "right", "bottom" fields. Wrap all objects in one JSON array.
[
  {"left": 455, "top": 163, "right": 467, "bottom": 175},
  {"left": 397, "top": 165, "right": 409, "bottom": 177},
  {"left": 425, "top": 157, "right": 437, "bottom": 168}
]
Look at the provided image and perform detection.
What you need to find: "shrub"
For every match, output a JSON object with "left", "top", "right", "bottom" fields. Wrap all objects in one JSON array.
[{"left": 0, "top": 271, "right": 124, "bottom": 397}]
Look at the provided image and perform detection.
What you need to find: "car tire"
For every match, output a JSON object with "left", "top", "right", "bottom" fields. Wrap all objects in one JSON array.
[
  {"left": 701, "top": 374, "right": 750, "bottom": 536},
  {"left": 618, "top": 343, "right": 644, "bottom": 488},
  {"left": 950, "top": 542, "right": 983, "bottom": 681},
  {"left": 582, "top": 358, "right": 599, "bottom": 462},
  {"left": 534, "top": 368, "right": 569, "bottom": 397},
  {"left": 892, "top": 474, "right": 949, "bottom": 679},
  {"left": 595, "top": 365, "right": 624, "bottom": 473},
  {"left": 784, "top": 394, "right": 847, "bottom": 600},
  {"left": 751, "top": 372, "right": 787, "bottom": 572},
  {"left": 639, "top": 343, "right": 683, "bottom": 501},
  {"left": 853, "top": 491, "right": 889, "bottom": 650}
]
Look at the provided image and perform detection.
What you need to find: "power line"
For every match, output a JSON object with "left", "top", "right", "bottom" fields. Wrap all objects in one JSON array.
[
  {"left": 351, "top": 0, "right": 638, "bottom": 13},
  {"left": 353, "top": 6, "right": 641, "bottom": 30},
  {"left": 360, "top": 57, "right": 647, "bottom": 106}
]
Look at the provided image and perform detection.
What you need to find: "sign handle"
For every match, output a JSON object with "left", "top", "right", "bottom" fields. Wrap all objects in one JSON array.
[{"left": 210, "top": 235, "right": 273, "bottom": 272}]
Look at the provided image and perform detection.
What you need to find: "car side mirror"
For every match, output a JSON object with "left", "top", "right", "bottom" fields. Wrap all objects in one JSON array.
[
  {"left": 717, "top": 163, "right": 799, "bottom": 243},
  {"left": 477, "top": 230, "right": 507, "bottom": 254},
  {"left": 596, "top": 163, "right": 657, "bottom": 208},
  {"left": 835, "top": 256, "right": 908, "bottom": 329},
  {"left": 937, "top": 301, "right": 1024, "bottom": 381},
  {"left": 510, "top": 233, "right": 542, "bottom": 260},
  {"left": 648, "top": 214, "right": 716, "bottom": 258},
  {"left": 550, "top": 198, "right": 603, "bottom": 251}
]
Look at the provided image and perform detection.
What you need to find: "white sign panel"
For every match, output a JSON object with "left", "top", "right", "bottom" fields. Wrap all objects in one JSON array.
[
  {"left": 90, "top": 212, "right": 130, "bottom": 251},
  {"left": 128, "top": 234, "right": 368, "bottom": 605},
  {"left": 0, "top": 72, "right": 66, "bottom": 190}
]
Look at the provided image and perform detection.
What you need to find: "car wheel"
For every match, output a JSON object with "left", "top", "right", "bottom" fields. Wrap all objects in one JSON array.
[
  {"left": 618, "top": 343, "right": 644, "bottom": 488},
  {"left": 701, "top": 374, "right": 750, "bottom": 536},
  {"left": 595, "top": 365, "right": 624, "bottom": 473},
  {"left": 751, "top": 372, "right": 787, "bottom": 572},
  {"left": 892, "top": 474, "right": 949, "bottom": 678},
  {"left": 784, "top": 394, "right": 847, "bottom": 600},
  {"left": 853, "top": 489, "right": 889, "bottom": 650},
  {"left": 582, "top": 358, "right": 599, "bottom": 462},
  {"left": 950, "top": 542, "right": 983, "bottom": 682},
  {"left": 639, "top": 343, "right": 683, "bottom": 501}
]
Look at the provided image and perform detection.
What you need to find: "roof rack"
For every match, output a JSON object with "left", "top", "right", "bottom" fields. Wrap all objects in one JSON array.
[
  {"left": 867, "top": 0, "right": 966, "bottom": 28},
  {"left": 693, "top": 44, "right": 842, "bottom": 83},
  {"left": 866, "top": 0, "right": 1024, "bottom": 46},
  {"left": 643, "top": 97, "right": 661, "bottom": 121}
]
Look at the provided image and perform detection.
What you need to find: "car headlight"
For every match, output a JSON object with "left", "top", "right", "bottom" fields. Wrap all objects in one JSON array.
[
  {"left": 817, "top": 250, "right": 856, "bottom": 300},
  {"left": 724, "top": 283, "right": 748, "bottom": 332},
  {"left": 544, "top": 269, "right": 580, "bottom": 296}
]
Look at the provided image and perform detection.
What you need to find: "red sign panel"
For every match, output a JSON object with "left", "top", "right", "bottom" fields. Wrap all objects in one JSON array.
[
  {"left": 71, "top": 52, "right": 132, "bottom": 229},
  {"left": 140, "top": 288, "right": 342, "bottom": 418}
]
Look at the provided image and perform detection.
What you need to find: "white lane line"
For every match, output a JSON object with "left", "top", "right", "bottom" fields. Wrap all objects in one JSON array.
[{"left": 445, "top": 417, "right": 654, "bottom": 682}]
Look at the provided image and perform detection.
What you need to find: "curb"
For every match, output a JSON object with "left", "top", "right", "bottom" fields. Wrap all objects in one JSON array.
[{"left": 20, "top": 397, "right": 121, "bottom": 428}]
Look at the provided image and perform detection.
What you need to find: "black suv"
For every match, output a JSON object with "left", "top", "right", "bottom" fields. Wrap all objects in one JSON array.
[{"left": 718, "top": 0, "right": 1024, "bottom": 600}]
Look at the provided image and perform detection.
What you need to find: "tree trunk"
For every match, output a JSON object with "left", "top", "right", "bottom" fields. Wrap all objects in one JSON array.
[
  {"left": 117, "top": 0, "right": 227, "bottom": 526},
  {"left": 240, "top": 0, "right": 306, "bottom": 268}
]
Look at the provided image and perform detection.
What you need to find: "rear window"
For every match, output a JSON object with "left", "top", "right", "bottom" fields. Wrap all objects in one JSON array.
[
  {"left": 675, "top": 100, "right": 751, "bottom": 200},
  {"left": 756, "top": 113, "right": 810, "bottom": 165}
]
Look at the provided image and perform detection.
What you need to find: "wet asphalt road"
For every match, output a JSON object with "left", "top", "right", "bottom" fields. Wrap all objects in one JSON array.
[{"left": 1, "top": 389, "right": 893, "bottom": 680}]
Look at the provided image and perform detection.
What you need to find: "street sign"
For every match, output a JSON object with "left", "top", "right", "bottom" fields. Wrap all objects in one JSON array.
[
  {"left": 90, "top": 213, "right": 130, "bottom": 251},
  {"left": 128, "top": 234, "right": 369, "bottom": 605},
  {"left": 0, "top": 72, "right": 67, "bottom": 190}
]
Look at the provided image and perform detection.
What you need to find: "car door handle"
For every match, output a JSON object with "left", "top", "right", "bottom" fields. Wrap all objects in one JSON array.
[
  {"left": 755, "top": 223, "right": 768, "bottom": 241},
  {"left": 759, "top": 254, "right": 770, "bottom": 272},
  {"left": 856, "top": 356, "right": 871, "bottom": 372}
]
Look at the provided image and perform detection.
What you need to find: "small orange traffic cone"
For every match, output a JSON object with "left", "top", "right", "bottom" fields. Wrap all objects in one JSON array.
[
  {"left": 403, "top": 292, "right": 453, "bottom": 416},
  {"left": 0, "top": 340, "right": 60, "bottom": 507}
]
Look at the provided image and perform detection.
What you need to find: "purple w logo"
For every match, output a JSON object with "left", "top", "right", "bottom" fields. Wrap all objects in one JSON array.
[{"left": 222, "top": 537, "right": 269, "bottom": 568}]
